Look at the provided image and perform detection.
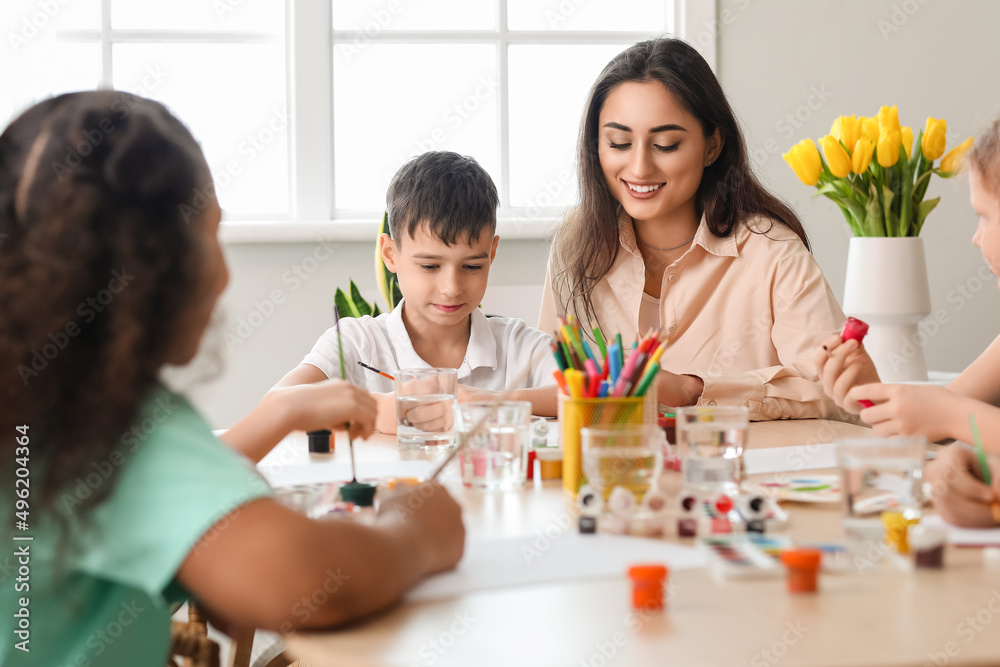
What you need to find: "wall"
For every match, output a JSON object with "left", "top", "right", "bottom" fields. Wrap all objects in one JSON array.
[{"left": 184, "top": 0, "right": 1000, "bottom": 428}]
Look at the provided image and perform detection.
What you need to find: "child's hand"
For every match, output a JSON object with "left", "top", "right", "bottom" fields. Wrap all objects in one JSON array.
[
  {"left": 848, "top": 383, "right": 960, "bottom": 441},
  {"left": 378, "top": 482, "right": 465, "bottom": 574},
  {"left": 457, "top": 384, "right": 499, "bottom": 403},
  {"left": 926, "top": 444, "right": 1000, "bottom": 527},
  {"left": 271, "top": 379, "right": 377, "bottom": 440},
  {"left": 812, "top": 333, "right": 880, "bottom": 413},
  {"left": 654, "top": 371, "right": 705, "bottom": 407}
]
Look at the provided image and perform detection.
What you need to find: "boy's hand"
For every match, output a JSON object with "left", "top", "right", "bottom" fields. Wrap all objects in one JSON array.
[
  {"left": 848, "top": 383, "right": 961, "bottom": 441},
  {"left": 926, "top": 444, "right": 1000, "bottom": 527},
  {"left": 813, "top": 333, "right": 880, "bottom": 413},
  {"left": 270, "top": 380, "right": 377, "bottom": 440},
  {"left": 378, "top": 482, "right": 465, "bottom": 574}
]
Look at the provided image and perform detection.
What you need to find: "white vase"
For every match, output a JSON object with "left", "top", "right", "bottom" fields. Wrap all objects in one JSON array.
[{"left": 842, "top": 237, "right": 932, "bottom": 382}]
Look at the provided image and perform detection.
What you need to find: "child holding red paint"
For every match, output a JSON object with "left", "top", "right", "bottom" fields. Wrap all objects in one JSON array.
[{"left": 814, "top": 118, "right": 1000, "bottom": 527}]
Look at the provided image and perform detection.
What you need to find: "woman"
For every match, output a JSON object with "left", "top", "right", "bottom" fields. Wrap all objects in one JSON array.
[{"left": 539, "top": 38, "right": 846, "bottom": 420}]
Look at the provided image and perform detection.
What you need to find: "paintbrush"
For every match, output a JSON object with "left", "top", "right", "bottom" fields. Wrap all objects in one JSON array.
[{"left": 969, "top": 414, "right": 1000, "bottom": 524}]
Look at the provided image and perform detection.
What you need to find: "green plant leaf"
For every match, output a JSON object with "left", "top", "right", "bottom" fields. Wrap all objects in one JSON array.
[
  {"left": 881, "top": 185, "right": 896, "bottom": 236},
  {"left": 350, "top": 280, "right": 372, "bottom": 317},
  {"left": 898, "top": 147, "right": 914, "bottom": 236},
  {"left": 914, "top": 196, "right": 940, "bottom": 236},
  {"left": 372, "top": 303, "right": 382, "bottom": 317},
  {"left": 335, "top": 288, "right": 359, "bottom": 319},
  {"left": 864, "top": 187, "right": 884, "bottom": 236}
]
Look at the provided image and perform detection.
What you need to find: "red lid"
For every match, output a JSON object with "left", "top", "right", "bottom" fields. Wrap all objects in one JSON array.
[
  {"left": 841, "top": 317, "right": 869, "bottom": 342},
  {"left": 628, "top": 564, "right": 668, "bottom": 582},
  {"left": 781, "top": 549, "right": 822, "bottom": 568},
  {"left": 714, "top": 495, "right": 733, "bottom": 514}
]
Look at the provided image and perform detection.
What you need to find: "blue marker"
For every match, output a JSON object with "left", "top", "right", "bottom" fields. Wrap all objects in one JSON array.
[{"left": 608, "top": 343, "right": 622, "bottom": 383}]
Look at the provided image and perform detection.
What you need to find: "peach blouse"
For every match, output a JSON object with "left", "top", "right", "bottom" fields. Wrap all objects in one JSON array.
[{"left": 539, "top": 214, "right": 848, "bottom": 421}]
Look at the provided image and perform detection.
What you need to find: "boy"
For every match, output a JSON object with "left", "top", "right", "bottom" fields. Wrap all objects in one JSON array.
[{"left": 273, "top": 151, "right": 558, "bottom": 433}]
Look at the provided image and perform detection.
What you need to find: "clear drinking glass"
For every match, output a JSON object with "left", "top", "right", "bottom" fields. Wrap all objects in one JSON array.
[
  {"left": 581, "top": 425, "right": 663, "bottom": 501},
  {"left": 456, "top": 401, "right": 532, "bottom": 490},
  {"left": 675, "top": 406, "right": 749, "bottom": 495},
  {"left": 837, "top": 436, "right": 927, "bottom": 546},
  {"left": 395, "top": 368, "right": 458, "bottom": 450}
]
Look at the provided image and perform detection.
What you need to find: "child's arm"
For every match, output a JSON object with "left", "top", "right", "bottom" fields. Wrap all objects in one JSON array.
[
  {"left": 223, "top": 379, "right": 377, "bottom": 463},
  {"left": 176, "top": 482, "right": 465, "bottom": 631},
  {"left": 457, "top": 384, "right": 558, "bottom": 418},
  {"left": 948, "top": 333, "right": 1000, "bottom": 407},
  {"left": 848, "top": 383, "right": 1000, "bottom": 451}
]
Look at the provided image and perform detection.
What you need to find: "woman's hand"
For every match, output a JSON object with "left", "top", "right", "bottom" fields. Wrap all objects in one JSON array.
[
  {"left": 269, "top": 379, "right": 377, "bottom": 441},
  {"left": 848, "top": 383, "right": 963, "bottom": 441},
  {"left": 654, "top": 371, "right": 704, "bottom": 407},
  {"left": 812, "top": 333, "right": 880, "bottom": 413},
  {"left": 926, "top": 444, "right": 1000, "bottom": 527}
]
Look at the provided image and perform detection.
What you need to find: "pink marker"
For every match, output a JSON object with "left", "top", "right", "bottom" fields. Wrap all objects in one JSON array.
[{"left": 840, "top": 317, "right": 874, "bottom": 408}]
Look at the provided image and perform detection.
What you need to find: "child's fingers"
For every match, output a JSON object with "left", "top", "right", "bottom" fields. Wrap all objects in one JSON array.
[
  {"left": 847, "top": 382, "right": 890, "bottom": 404},
  {"left": 832, "top": 361, "right": 865, "bottom": 407},
  {"left": 819, "top": 340, "right": 856, "bottom": 399},
  {"left": 812, "top": 334, "right": 844, "bottom": 377}
]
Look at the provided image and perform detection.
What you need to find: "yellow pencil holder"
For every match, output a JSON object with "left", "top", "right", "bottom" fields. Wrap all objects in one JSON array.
[{"left": 558, "top": 389, "right": 658, "bottom": 499}]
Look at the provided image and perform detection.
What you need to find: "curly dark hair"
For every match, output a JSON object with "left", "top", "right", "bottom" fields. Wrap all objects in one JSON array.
[{"left": 0, "top": 91, "right": 211, "bottom": 525}]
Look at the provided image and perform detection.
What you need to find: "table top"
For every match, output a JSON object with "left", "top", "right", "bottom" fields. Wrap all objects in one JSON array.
[{"left": 262, "top": 421, "right": 1000, "bottom": 667}]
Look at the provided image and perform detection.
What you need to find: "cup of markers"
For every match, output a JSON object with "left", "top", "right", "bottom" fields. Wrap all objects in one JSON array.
[{"left": 551, "top": 316, "right": 662, "bottom": 499}]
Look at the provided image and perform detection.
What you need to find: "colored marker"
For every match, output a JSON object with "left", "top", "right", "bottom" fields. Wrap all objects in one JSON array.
[{"left": 840, "top": 317, "right": 874, "bottom": 408}]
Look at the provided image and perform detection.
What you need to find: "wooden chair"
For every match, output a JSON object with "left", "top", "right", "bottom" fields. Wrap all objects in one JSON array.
[{"left": 168, "top": 602, "right": 303, "bottom": 667}]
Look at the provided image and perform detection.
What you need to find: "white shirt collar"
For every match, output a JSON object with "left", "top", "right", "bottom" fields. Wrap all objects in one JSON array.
[{"left": 386, "top": 299, "right": 499, "bottom": 376}]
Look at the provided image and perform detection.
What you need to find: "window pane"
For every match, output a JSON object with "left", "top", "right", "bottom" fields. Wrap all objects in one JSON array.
[
  {"left": 114, "top": 43, "right": 289, "bottom": 215},
  {"left": 333, "top": 44, "right": 498, "bottom": 211},
  {"left": 2, "top": 0, "right": 101, "bottom": 33},
  {"left": 0, "top": 41, "right": 101, "bottom": 128},
  {"left": 111, "top": 0, "right": 284, "bottom": 32},
  {"left": 508, "top": 44, "right": 627, "bottom": 208},
  {"left": 507, "top": 0, "right": 668, "bottom": 32},
  {"left": 332, "top": 0, "right": 496, "bottom": 32}
]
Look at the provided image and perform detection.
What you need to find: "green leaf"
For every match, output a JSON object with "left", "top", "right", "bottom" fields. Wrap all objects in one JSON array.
[
  {"left": 372, "top": 303, "right": 382, "bottom": 318},
  {"left": 914, "top": 196, "right": 940, "bottom": 236},
  {"left": 912, "top": 170, "right": 933, "bottom": 205},
  {"left": 881, "top": 185, "right": 896, "bottom": 236},
  {"left": 908, "top": 128, "right": 924, "bottom": 172},
  {"left": 350, "top": 280, "right": 372, "bottom": 317},
  {"left": 898, "top": 147, "right": 914, "bottom": 237},
  {"left": 335, "top": 288, "right": 359, "bottom": 319},
  {"left": 863, "top": 187, "right": 884, "bottom": 236}
]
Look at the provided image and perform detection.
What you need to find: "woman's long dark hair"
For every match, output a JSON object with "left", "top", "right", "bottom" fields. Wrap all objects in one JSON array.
[
  {"left": 552, "top": 38, "right": 810, "bottom": 327},
  {"left": 0, "top": 91, "right": 209, "bottom": 526}
]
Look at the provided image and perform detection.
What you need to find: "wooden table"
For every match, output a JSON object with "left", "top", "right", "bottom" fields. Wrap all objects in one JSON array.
[{"left": 261, "top": 421, "right": 1000, "bottom": 667}]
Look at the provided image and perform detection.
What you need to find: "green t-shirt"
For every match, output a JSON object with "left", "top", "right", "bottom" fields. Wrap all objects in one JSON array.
[{"left": 0, "top": 385, "right": 272, "bottom": 667}]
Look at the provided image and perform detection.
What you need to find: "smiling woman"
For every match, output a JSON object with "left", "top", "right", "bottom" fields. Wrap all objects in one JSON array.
[{"left": 539, "top": 38, "right": 849, "bottom": 421}]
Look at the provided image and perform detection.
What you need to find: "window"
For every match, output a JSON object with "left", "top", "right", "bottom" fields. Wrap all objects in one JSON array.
[{"left": 2, "top": 1, "right": 713, "bottom": 239}]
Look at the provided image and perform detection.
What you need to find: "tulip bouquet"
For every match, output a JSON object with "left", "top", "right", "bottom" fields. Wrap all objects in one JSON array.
[{"left": 783, "top": 106, "right": 973, "bottom": 237}]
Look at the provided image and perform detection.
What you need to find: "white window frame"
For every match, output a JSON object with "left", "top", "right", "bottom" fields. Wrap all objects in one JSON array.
[{"left": 55, "top": 0, "right": 718, "bottom": 243}]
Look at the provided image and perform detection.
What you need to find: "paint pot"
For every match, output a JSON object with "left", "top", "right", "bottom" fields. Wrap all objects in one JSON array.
[
  {"left": 536, "top": 447, "right": 563, "bottom": 480},
  {"left": 909, "top": 523, "right": 946, "bottom": 569},
  {"left": 307, "top": 429, "right": 333, "bottom": 454},
  {"left": 780, "top": 549, "right": 822, "bottom": 593},
  {"left": 339, "top": 481, "right": 377, "bottom": 507},
  {"left": 628, "top": 564, "right": 668, "bottom": 611}
]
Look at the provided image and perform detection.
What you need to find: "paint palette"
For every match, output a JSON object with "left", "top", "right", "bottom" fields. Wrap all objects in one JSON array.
[
  {"left": 743, "top": 474, "right": 842, "bottom": 504},
  {"left": 699, "top": 534, "right": 791, "bottom": 580}
]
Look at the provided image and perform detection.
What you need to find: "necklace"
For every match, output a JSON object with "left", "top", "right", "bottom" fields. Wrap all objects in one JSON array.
[{"left": 636, "top": 231, "right": 696, "bottom": 252}]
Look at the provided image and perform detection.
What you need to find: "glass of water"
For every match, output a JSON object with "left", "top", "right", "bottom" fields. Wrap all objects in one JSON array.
[
  {"left": 395, "top": 368, "right": 458, "bottom": 450},
  {"left": 456, "top": 401, "right": 531, "bottom": 490},
  {"left": 581, "top": 425, "right": 664, "bottom": 501},
  {"left": 674, "top": 405, "right": 749, "bottom": 495},
  {"left": 837, "top": 436, "right": 926, "bottom": 544}
]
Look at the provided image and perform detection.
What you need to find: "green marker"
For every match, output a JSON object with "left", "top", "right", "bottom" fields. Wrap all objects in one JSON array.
[{"left": 592, "top": 327, "right": 608, "bottom": 359}]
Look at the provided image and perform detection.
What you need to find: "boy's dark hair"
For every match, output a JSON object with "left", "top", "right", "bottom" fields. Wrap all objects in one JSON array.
[{"left": 386, "top": 151, "right": 499, "bottom": 246}]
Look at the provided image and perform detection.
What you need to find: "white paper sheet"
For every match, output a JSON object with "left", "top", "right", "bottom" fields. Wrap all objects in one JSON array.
[
  {"left": 743, "top": 443, "right": 839, "bottom": 475},
  {"left": 923, "top": 515, "right": 1000, "bottom": 546},
  {"left": 259, "top": 460, "right": 434, "bottom": 487},
  {"left": 408, "top": 533, "right": 706, "bottom": 602}
]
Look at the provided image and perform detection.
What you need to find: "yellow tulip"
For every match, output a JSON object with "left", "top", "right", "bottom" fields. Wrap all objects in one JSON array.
[
  {"left": 921, "top": 117, "right": 947, "bottom": 161},
  {"left": 820, "top": 135, "right": 852, "bottom": 178},
  {"left": 783, "top": 139, "right": 822, "bottom": 186},
  {"left": 859, "top": 116, "right": 880, "bottom": 142},
  {"left": 940, "top": 137, "right": 974, "bottom": 173},
  {"left": 901, "top": 126, "right": 913, "bottom": 159},
  {"left": 852, "top": 138, "right": 875, "bottom": 174},
  {"left": 830, "top": 115, "right": 858, "bottom": 153},
  {"left": 877, "top": 128, "right": 901, "bottom": 167},
  {"left": 878, "top": 105, "right": 900, "bottom": 135}
]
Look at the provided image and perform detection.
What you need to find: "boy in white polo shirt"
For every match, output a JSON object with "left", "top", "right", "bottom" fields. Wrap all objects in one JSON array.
[{"left": 273, "top": 151, "right": 558, "bottom": 433}]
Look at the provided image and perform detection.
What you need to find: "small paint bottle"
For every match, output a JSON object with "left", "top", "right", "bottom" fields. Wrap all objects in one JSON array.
[
  {"left": 536, "top": 447, "right": 563, "bottom": 480},
  {"left": 677, "top": 494, "right": 698, "bottom": 538},
  {"left": 909, "top": 523, "right": 946, "bottom": 569},
  {"left": 577, "top": 484, "right": 603, "bottom": 534},
  {"left": 628, "top": 564, "right": 669, "bottom": 611},
  {"left": 780, "top": 549, "right": 822, "bottom": 593},
  {"left": 307, "top": 429, "right": 333, "bottom": 458}
]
